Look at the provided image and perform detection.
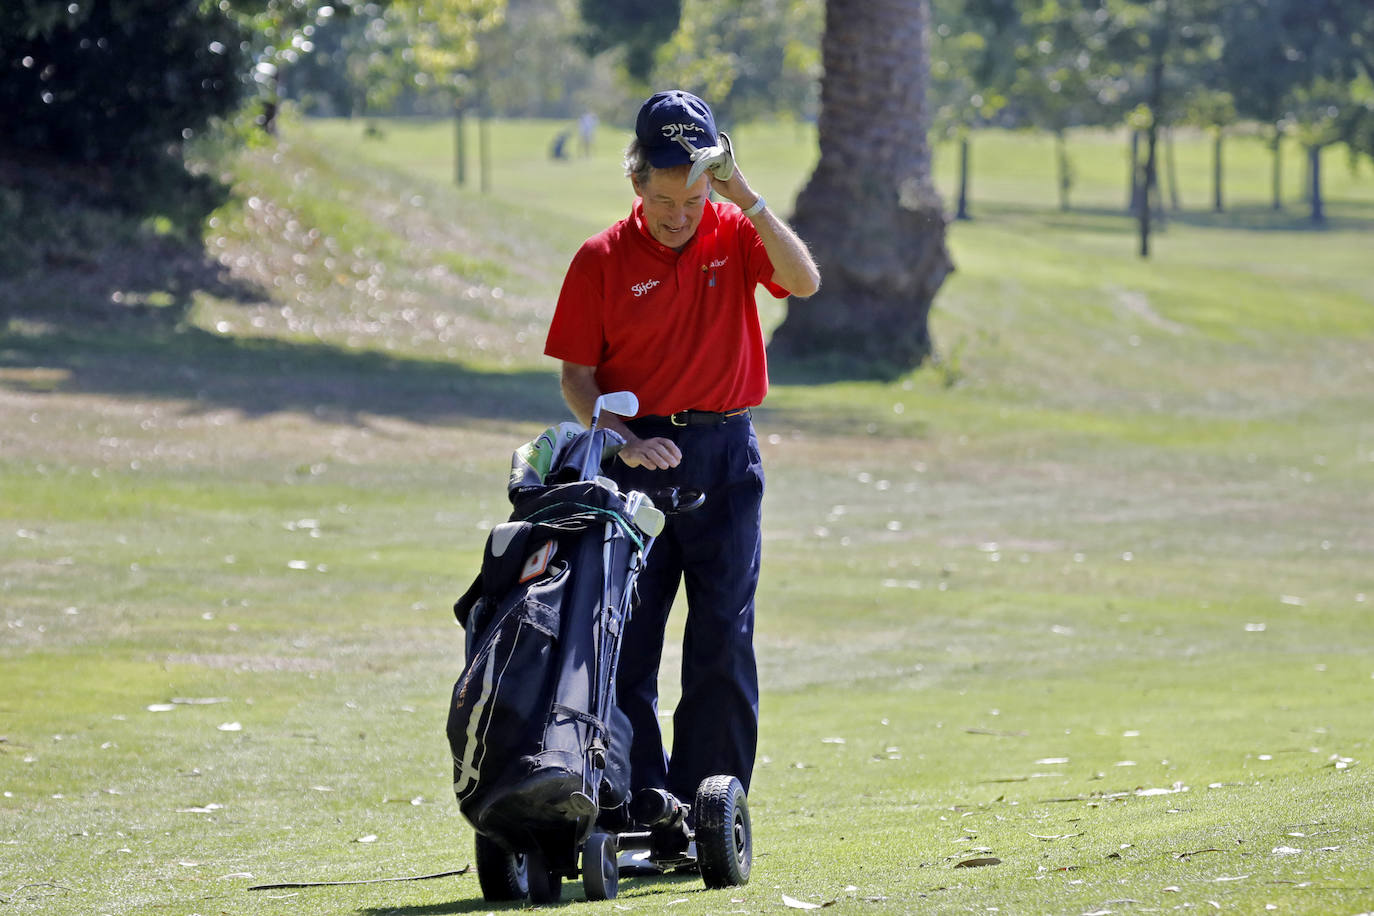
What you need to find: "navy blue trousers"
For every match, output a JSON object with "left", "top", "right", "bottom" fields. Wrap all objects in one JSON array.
[{"left": 608, "top": 413, "right": 764, "bottom": 803}]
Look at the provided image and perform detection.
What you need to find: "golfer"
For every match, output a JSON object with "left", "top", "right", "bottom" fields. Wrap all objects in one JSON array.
[{"left": 544, "top": 90, "right": 820, "bottom": 841}]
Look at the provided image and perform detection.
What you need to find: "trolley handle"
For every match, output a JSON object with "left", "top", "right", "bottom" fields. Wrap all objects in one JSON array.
[{"left": 647, "top": 487, "right": 705, "bottom": 515}]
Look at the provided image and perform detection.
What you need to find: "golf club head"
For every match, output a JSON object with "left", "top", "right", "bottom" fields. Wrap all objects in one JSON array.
[
  {"left": 592, "top": 390, "right": 639, "bottom": 427},
  {"left": 677, "top": 133, "right": 735, "bottom": 187}
]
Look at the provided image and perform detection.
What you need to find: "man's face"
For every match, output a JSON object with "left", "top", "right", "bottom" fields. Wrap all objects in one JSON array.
[{"left": 634, "top": 168, "right": 709, "bottom": 250}]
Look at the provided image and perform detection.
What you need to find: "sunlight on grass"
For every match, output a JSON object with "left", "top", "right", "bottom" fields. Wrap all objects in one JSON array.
[{"left": 2, "top": 115, "right": 1371, "bottom": 915}]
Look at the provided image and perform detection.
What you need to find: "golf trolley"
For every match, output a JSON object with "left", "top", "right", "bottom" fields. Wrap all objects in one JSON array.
[{"left": 446, "top": 391, "right": 753, "bottom": 904}]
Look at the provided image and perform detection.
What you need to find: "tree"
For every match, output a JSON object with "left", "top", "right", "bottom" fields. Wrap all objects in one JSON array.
[
  {"left": 768, "top": 0, "right": 952, "bottom": 376},
  {"left": 651, "top": 0, "right": 823, "bottom": 123},
  {"left": 1220, "top": 0, "right": 1374, "bottom": 219},
  {"left": 577, "top": 0, "right": 682, "bottom": 83},
  {"left": 1, "top": 1, "right": 248, "bottom": 167},
  {"left": 928, "top": 0, "right": 1014, "bottom": 221}
]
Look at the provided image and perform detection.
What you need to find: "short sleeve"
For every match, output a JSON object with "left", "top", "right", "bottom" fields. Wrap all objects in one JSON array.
[{"left": 544, "top": 246, "right": 604, "bottom": 365}]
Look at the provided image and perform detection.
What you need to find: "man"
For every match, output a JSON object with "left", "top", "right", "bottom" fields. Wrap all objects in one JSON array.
[{"left": 543, "top": 90, "right": 820, "bottom": 829}]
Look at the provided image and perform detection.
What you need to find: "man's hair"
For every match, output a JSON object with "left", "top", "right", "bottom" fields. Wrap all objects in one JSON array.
[
  {"left": 624, "top": 138, "right": 653, "bottom": 187},
  {"left": 624, "top": 138, "right": 695, "bottom": 190}
]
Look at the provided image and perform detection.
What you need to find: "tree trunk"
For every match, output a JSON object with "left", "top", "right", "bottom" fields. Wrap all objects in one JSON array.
[
  {"left": 1271, "top": 126, "right": 1282, "bottom": 210},
  {"left": 1308, "top": 144, "right": 1324, "bottom": 224},
  {"left": 1138, "top": 0, "right": 1170, "bottom": 259},
  {"left": 260, "top": 68, "right": 283, "bottom": 135},
  {"left": 479, "top": 114, "right": 492, "bottom": 193},
  {"left": 454, "top": 106, "right": 468, "bottom": 186},
  {"left": 1055, "top": 129, "right": 1071, "bottom": 211},
  {"left": 769, "top": 0, "right": 951, "bottom": 377},
  {"left": 1212, "top": 128, "right": 1224, "bottom": 213},
  {"left": 1164, "top": 127, "right": 1180, "bottom": 212},
  {"left": 1128, "top": 130, "right": 1143, "bottom": 214},
  {"left": 1140, "top": 125, "right": 1158, "bottom": 257},
  {"left": 955, "top": 133, "right": 971, "bottom": 220}
]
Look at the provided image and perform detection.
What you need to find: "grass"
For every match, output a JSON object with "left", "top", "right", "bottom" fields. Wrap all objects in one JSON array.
[{"left": 2, "top": 113, "right": 1372, "bottom": 914}]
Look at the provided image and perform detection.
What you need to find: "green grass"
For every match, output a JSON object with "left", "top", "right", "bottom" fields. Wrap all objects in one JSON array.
[{"left": 2, "top": 115, "right": 1372, "bottom": 914}]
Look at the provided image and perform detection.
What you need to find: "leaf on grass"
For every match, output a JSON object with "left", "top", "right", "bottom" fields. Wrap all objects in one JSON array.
[
  {"left": 1174, "top": 848, "right": 1221, "bottom": 859},
  {"left": 965, "top": 728, "right": 1028, "bottom": 737},
  {"left": 217, "top": 722, "right": 242, "bottom": 732},
  {"left": 1030, "top": 833, "right": 1084, "bottom": 841},
  {"left": 177, "top": 803, "right": 225, "bottom": 814},
  {"left": 782, "top": 894, "right": 833, "bottom": 909},
  {"left": 1135, "top": 782, "right": 1188, "bottom": 796},
  {"left": 146, "top": 704, "right": 176, "bottom": 713},
  {"left": 355, "top": 834, "right": 378, "bottom": 844},
  {"left": 954, "top": 857, "right": 1001, "bottom": 868},
  {"left": 1272, "top": 846, "right": 1302, "bottom": 856},
  {"left": 171, "top": 697, "right": 229, "bottom": 705},
  {"left": 1036, "top": 757, "right": 1070, "bottom": 765}
]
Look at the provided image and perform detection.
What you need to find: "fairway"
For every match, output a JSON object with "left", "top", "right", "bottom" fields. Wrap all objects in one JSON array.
[{"left": 2, "top": 115, "right": 1373, "bottom": 915}]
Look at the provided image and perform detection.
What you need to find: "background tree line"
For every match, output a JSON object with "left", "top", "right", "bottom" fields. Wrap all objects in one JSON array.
[
  {"left": 4, "top": 0, "right": 1369, "bottom": 216},
  {"left": 3, "top": 0, "right": 1371, "bottom": 372}
]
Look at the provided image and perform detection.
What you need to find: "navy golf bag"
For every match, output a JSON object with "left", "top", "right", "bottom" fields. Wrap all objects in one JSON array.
[{"left": 446, "top": 417, "right": 663, "bottom": 876}]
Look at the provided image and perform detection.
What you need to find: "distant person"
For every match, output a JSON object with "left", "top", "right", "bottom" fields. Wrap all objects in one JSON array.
[
  {"left": 543, "top": 89, "right": 819, "bottom": 858},
  {"left": 578, "top": 111, "right": 597, "bottom": 157},
  {"left": 550, "top": 129, "right": 570, "bottom": 161}
]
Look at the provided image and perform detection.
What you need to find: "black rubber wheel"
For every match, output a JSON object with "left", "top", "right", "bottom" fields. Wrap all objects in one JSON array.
[
  {"left": 582, "top": 832, "right": 619, "bottom": 901},
  {"left": 695, "top": 775, "right": 752, "bottom": 888},
  {"left": 474, "top": 833, "right": 528, "bottom": 902},
  {"left": 526, "top": 848, "right": 563, "bottom": 904}
]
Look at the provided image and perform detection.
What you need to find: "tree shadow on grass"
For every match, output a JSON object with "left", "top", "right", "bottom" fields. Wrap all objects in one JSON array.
[
  {"left": 974, "top": 199, "right": 1374, "bottom": 236},
  {"left": 0, "top": 319, "right": 564, "bottom": 427},
  {"left": 0, "top": 156, "right": 565, "bottom": 428},
  {"left": 0, "top": 239, "right": 565, "bottom": 428},
  {"left": 353, "top": 871, "right": 704, "bottom": 915}
]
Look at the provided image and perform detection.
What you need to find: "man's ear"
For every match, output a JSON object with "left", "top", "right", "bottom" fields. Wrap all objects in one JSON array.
[{"left": 630, "top": 176, "right": 643, "bottom": 198}]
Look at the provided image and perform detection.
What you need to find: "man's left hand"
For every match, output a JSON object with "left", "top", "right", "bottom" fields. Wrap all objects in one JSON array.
[
  {"left": 685, "top": 130, "right": 735, "bottom": 186},
  {"left": 617, "top": 435, "right": 682, "bottom": 470}
]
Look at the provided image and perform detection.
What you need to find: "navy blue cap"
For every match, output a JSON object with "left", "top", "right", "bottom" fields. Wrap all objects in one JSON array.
[{"left": 634, "top": 90, "right": 718, "bottom": 168}]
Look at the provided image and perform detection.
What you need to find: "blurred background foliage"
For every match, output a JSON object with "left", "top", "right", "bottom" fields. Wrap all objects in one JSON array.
[{"left": 1, "top": 0, "right": 1370, "bottom": 263}]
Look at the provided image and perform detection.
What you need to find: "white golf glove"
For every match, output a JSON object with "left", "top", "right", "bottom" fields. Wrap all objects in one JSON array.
[{"left": 679, "top": 130, "right": 735, "bottom": 186}]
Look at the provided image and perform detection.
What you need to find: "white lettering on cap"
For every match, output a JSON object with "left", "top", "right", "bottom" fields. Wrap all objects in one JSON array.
[{"left": 660, "top": 122, "right": 707, "bottom": 141}]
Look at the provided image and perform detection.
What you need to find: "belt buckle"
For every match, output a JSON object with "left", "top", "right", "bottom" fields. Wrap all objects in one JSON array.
[{"left": 670, "top": 411, "right": 688, "bottom": 427}]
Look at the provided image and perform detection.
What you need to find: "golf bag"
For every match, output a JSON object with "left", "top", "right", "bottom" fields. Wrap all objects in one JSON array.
[{"left": 446, "top": 421, "right": 660, "bottom": 856}]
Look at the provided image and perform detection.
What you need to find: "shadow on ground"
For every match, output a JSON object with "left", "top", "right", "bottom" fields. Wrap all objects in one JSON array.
[
  {"left": 970, "top": 199, "right": 1374, "bottom": 235},
  {"left": 353, "top": 870, "right": 704, "bottom": 915},
  {"left": 0, "top": 237, "right": 562, "bottom": 428},
  {"left": 0, "top": 154, "right": 564, "bottom": 428},
  {"left": 0, "top": 318, "right": 564, "bottom": 427}
]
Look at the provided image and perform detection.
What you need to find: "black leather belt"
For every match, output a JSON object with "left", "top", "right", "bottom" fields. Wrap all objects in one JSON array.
[{"left": 642, "top": 408, "right": 751, "bottom": 427}]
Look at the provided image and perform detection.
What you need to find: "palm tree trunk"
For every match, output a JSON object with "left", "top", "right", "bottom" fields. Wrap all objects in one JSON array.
[{"left": 769, "top": 0, "right": 951, "bottom": 376}]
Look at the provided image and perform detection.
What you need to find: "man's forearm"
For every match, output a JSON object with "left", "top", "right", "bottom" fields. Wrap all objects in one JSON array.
[{"left": 747, "top": 203, "right": 820, "bottom": 298}]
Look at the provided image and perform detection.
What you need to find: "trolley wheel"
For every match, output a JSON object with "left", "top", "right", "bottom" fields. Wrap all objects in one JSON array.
[
  {"left": 695, "top": 775, "right": 752, "bottom": 889},
  {"left": 526, "top": 847, "right": 563, "bottom": 904},
  {"left": 474, "top": 833, "right": 527, "bottom": 902},
  {"left": 582, "top": 832, "right": 619, "bottom": 901}
]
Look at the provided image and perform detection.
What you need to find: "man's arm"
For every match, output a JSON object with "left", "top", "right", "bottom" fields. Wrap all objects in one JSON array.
[
  {"left": 712, "top": 169, "right": 820, "bottom": 298},
  {"left": 560, "top": 362, "right": 682, "bottom": 470}
]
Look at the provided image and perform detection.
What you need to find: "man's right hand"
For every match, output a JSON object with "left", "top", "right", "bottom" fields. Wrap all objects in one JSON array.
[{"left": 617, "top": 435, "right": 682, "bottom": 470}]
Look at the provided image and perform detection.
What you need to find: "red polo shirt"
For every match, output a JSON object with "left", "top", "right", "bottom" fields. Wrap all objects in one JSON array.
[{"left": 545, "top": 198, "right": 787, "bottom": 418}]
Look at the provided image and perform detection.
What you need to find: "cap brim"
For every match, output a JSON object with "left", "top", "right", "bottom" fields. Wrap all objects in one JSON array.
[{"left": 644, "top": 144, "right": 694, "bottom": 168}]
